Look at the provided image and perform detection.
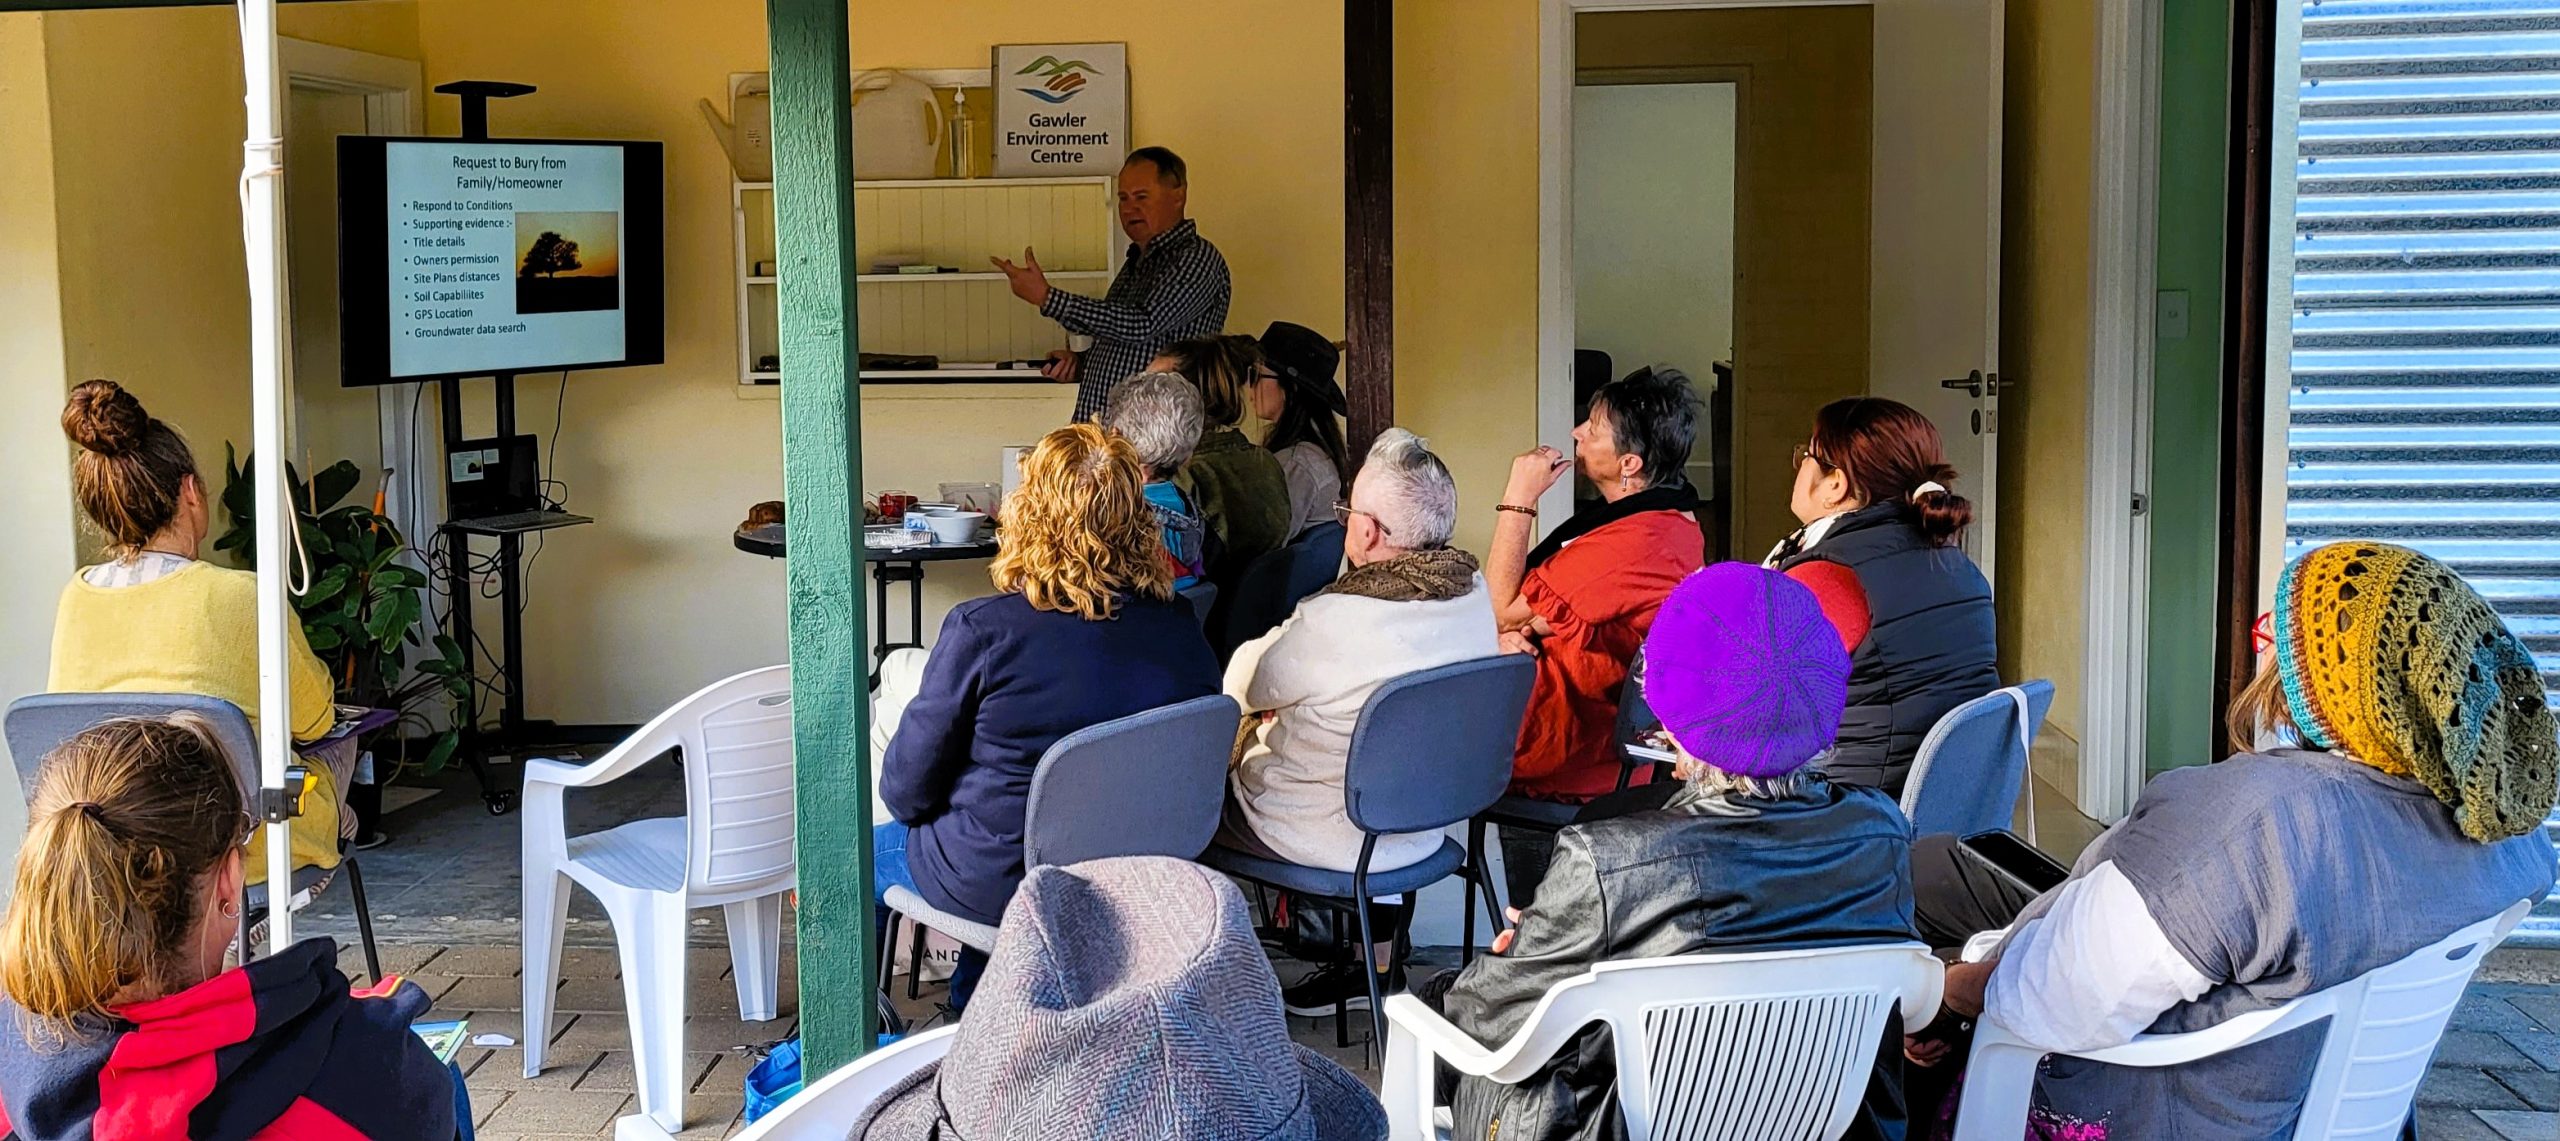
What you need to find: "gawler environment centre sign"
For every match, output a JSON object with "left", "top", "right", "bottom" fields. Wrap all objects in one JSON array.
[{"left": 991, "top": 43, "right": 1130, "bottom": 177}]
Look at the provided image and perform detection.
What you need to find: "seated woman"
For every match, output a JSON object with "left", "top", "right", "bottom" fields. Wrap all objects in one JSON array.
[
  {"left": 1217, "top": 428, "right": 1497, "bottom": 1013},
  {"left": 1765, "top": 396, "right": 1998, "bottom": 795},
  {"left": 1424, "top": 564, "right": 1919, "bottom": 1141},
  {"left": 1100, "top": 370, "right": 1210, "bottom": 590},
  {"left": 1149, "top": 335, "right": 1292, "bottom": 583},
  {"left": 46, "top": 379, "right": 345, "bottom": 885},
  {"left": 1247, "top": 321, "right": 1352, "bottom": 540},
  {"left": 1485, "top": 367, "right": 1707, "bottom": 894},
  {"left": 1907, "top": 542, "right": 2558, "bottom": 1138},
  {"left": 870, "top": 423, "right": 1221, "bottom": 1010},
  {"left": 0, "top": 716, "right": 461, "bottom": 1140}
]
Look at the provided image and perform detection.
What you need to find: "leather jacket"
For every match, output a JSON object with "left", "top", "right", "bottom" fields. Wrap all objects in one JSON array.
[{"left": 1429, "top": 776, "right": 1921, "bottom": 1141}]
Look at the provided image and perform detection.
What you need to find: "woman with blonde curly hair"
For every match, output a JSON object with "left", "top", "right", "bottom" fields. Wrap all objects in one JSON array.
[{"left": 869, "top": 423, "right": 1219, "bottom": 1009}]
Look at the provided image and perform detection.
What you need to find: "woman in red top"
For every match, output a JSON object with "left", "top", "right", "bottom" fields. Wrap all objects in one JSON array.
[{"left": 1487, "top": 367, "right": 1708, "bottom": 808}]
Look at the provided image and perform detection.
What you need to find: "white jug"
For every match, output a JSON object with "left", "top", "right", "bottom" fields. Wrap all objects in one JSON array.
[
  {"left": 850, "top": 70, "right": 946, "bottom": 180},
  {"left": 698, "top": 73, "right": 772, "bottom": 182}
]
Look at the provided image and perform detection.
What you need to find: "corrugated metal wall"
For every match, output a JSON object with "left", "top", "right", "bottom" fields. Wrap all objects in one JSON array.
[{"left": 2281, "top": 0, "right": 2560, "bottom": 945}]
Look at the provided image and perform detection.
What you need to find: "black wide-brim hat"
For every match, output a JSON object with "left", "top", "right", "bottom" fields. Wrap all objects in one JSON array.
[{"left": 1255, "top": 321, "right": 1348, "bottom": 416}]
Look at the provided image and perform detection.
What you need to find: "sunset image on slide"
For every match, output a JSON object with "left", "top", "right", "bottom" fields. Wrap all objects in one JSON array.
[{"left": 514, "top": 210, "right": 620, "bottom": 314}]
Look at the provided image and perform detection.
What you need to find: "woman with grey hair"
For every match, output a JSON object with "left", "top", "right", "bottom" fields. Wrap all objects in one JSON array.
[
  {"left": 1214, "top": 427, "right": 1501, "bottom": 1014},
  {"left": 1104, "top": 371, "right": 1210, "bottom": 590}
]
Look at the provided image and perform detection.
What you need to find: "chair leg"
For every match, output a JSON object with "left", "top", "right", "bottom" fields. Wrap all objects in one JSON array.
[
  {"left": 1333, "top": 901, "right": 1353, "bottom": 1049},
  {"left": 1354, "top": 866, "right": 1385, "bottom": 1050},
  {"left": 877, "top": 912, "right": 903, "bottom": 997},
  {"left": 905, "top": 917, "right": 929, "bottom": 1001},
  {"left": 343, "top": 856, "right": 382, "bottom": 983},
  {"left": 613, "top": 893, "right": 691, "bottom": 1134},
  {"left": 520, "top": 866, "right": 572, "bottom": 1079},
  {"left": 725, "top": 894, "right": 784, "bottom": 1022}
]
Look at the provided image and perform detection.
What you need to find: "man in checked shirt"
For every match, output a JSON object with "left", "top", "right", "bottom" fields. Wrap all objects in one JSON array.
[{"left": 993, "top": 146, "right": 1233, "bottom": 422}]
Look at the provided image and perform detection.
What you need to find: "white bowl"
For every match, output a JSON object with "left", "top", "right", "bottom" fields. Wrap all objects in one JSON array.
[{"left": 924, "top": 511, "right": 986, "bottom": 544}]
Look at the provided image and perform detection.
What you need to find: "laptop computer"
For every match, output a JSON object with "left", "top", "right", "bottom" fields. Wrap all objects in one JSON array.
[{"left": 447, "top": 435, "right": 542, "bottom": 520}]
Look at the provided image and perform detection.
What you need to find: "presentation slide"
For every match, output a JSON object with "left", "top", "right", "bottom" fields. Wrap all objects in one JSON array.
[{"left": 385, "top": 141, "right": 627, "bottom": 378}]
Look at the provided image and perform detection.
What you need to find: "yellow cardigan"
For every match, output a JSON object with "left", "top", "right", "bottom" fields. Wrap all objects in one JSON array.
[{"left": 48, "top": 561, "right": 343, "bottom": 881}]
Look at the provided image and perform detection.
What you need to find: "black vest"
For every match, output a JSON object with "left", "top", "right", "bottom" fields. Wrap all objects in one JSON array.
[{"left": 1779, "top": 503, "right": 1999, "bottom": 795}]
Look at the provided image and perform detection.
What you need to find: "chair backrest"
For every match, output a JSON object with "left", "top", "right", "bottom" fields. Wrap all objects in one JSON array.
[
  {"left": 1519, "top": 944, "right": 1944, "bottom": 1141},
  {"left": 731, "top": 1026, "right": 958, "bottom": 1141},
  {"left": 1344, "top": 655, "right": 1535, "bottom": 836},
  {"left": 1024, "top": 693, "right": 1240, "bottom": 868},
  {"left": 1177, "top": 581, "right": 1218, "bottom": 628},
  {"left": 1613, "top": 656, "right": 1658, "bottom": 750},
  {"left": 663, "top": 666, "right": 798, "bottom": 895},
  {"left": 1211, "top": 521, "right": 1345, "bottom": 657},
  {"left": 2293, "top": 900, "right": 2528, "bottom": 1139},
  {"left": 5, "top": 692, "right": 259, "bottom": 805},
  {"left": 1900, "top": 680, "right": 2054, "bottom": 837}
]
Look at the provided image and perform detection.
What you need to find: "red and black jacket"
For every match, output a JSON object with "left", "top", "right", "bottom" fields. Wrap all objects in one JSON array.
[{"left": 0, "top": 940, "right": 456, "bottom": 1140}]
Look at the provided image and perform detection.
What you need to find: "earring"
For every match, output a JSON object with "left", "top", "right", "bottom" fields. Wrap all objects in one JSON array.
[{"left": 221, "top": 901, "right": 241, "bottom": 920}]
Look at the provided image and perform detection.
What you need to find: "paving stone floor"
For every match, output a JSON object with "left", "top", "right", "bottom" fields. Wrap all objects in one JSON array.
[{"left": 297, "top": 770, "right": 2556, "bottom": 1139}]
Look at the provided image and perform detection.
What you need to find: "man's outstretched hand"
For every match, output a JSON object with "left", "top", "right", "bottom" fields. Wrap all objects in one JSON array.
[{"left": 991, "top": 246, "right": 1051, "bottom": 307}]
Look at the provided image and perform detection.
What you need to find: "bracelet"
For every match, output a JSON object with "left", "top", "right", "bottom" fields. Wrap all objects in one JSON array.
[{"left": 1496, "top": 504, "right": 1538, "bottom": 518}]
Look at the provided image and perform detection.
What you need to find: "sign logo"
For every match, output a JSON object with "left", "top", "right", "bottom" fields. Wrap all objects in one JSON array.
[{"left": 1015, "top": 55, "right": 1099, "bottom": 104}]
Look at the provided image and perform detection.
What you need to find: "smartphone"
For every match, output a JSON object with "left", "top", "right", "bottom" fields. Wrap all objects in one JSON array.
[{"left": 1960, "top": 830, "right": 2069, "bottom": 895}]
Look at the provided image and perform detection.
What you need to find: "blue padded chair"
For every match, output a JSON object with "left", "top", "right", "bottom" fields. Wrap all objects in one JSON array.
[
  {"left": 1901, "top": 680, "right": 2056, "bottom": 843},
  {"left": 878, "top": 693, "right": 1241, "bottom": 993},
  {"left": 1177, "top": 581, "right": 1219, "bottom": 628},
  {"left": 3, "top": 693, "right": 382, "bottom": 980},
  {"left": 1209, "top": 521, "right": 1345, "bottom": 661},
  {"left": 1203, "top": 654, "right": 1534, "bottom": 1048},
  {"left": 1477, "top": 662, "right": 1663, "bottom": 836}
]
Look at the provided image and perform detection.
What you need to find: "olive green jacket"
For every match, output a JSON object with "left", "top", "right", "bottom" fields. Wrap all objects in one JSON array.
[{"left": 1175, "top": 426, "right": 1293, "bottom": 584}]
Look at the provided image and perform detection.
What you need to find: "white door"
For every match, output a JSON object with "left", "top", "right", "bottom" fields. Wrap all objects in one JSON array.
[{"left": 1865, "top": 0, "right": 2005, "bottom": 588}]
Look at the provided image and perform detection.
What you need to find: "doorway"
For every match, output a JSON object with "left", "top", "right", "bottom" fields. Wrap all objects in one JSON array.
[
  {"left": 1542, "top": 0, "right": 2004, "bottom": 577},
  {"left": 1570, "top": 80, "right": 1738, "bottom": 551}
]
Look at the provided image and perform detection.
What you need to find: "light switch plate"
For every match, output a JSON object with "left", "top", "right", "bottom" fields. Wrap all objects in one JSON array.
[{"left": 2158, "top": 289, "right": 2191, "bottom": 341}]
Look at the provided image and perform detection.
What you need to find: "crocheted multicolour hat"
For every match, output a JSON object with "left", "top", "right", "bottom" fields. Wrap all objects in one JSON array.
[
  {"left": 2272, "top": 541, "right": 2558, "bottom": 843},
  {"left": 1641, "top": 562, "right": 1850, "bottom": 778}
]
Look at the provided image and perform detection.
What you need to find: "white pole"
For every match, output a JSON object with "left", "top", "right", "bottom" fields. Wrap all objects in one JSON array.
[{"left": 238, "top": 0, "right": 297, "bottom": 955}]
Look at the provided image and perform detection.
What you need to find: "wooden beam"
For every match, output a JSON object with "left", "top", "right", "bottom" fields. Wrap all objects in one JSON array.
[
  {"left": 1344, "top": 0, "right": 1394, "bottom": 458},
  {"left": 767, "top": 0, "right": 874, "bottom": 1074},
  {"left": 2213, "top": 0, "right": 2277, "bottom": 753}
]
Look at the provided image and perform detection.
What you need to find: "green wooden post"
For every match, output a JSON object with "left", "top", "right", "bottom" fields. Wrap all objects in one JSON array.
[{"left": 767, "top": 0, "right": 874, "bottom": 1072}]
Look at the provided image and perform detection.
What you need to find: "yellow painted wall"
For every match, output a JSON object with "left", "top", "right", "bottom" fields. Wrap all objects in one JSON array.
[
  {"left": 1993, "top": 0, "right": 2095, "bottom": 741},
  {"left": 38, "top": 1, "right": 422, "bottom": 563},
  {"left": 0, "top": 12, "right": 73, "bottom": 868},
  {"left": 406, "top": 0, "right": 1347, "bottom": 721}
]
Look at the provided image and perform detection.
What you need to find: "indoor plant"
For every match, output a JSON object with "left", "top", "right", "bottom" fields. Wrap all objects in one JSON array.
[{"left": 217, "top": 447, "right": 472, "bottom": 777}]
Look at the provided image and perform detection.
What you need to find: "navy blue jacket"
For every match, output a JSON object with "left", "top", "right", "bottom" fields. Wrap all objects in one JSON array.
[
  {"left": 882, "top": 591, "right": 1220, "bottom": 926},
  {"left": 1780, "top": 503, "right": 1999, "bottom": 794}
]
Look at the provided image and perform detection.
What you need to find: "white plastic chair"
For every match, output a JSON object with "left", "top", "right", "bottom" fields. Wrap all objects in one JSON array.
[
  {"left": 1380, "top": 943, "right": 1945, "bottom": 1141},
  {"left": 1952, "top": 899, "right": 2530, "bottom": 1141},
  {"left": 707, "top": 1027, "right": 958, "bottom": 1141},
  {"left": 522, "top": 665, "right": 797, "bottom": 1134}
]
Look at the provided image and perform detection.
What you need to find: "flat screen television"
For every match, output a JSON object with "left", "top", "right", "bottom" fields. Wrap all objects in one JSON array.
[{"left": 337, "top": 136, "right": 664, "bottom": 387}]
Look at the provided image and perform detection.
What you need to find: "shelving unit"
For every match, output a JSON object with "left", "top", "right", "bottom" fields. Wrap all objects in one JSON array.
[{"left": 731, "top": 175, "right": 1120, "bottom": 392}]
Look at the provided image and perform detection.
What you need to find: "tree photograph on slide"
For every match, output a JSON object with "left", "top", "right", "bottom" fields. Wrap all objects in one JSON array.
[{"left": 513, "top": 211, "right": 620, "bottom": 314}]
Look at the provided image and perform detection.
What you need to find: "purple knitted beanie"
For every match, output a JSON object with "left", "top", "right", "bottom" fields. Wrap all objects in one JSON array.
[{"left": 1640, "top": 562, "right": 1851, "bottom": 779}]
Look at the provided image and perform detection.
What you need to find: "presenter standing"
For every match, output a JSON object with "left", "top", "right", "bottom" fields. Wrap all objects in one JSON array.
[{"left": 993, "top": 147, "right": 1231, "bottom": 422}]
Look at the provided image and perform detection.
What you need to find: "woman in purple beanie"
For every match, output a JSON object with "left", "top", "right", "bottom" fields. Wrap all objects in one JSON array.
[{"left": 1418, "top": 562, "right": 1921, "bottom": 1141}]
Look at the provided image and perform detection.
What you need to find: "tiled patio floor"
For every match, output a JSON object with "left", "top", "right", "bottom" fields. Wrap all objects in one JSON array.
[{"left": 299, "top": 771, "right": 2557, "bottom": 1140}]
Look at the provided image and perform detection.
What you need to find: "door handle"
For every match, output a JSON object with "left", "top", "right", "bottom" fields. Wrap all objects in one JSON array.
[{"left": 1941, "top": 370, "right": 1986, "bottom": 398}]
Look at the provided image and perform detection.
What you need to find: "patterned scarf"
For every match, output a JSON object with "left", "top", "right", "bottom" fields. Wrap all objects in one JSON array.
[{"left": 1320, "top": 547, "right": 1480, "bottom": 603}]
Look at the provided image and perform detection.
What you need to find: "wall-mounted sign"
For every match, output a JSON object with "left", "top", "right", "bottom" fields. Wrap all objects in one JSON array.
[{"left": 991, "top": 43, "right": 1130, "bottom": 178}]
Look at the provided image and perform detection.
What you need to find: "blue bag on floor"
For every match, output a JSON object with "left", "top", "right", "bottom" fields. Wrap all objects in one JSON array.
[{"left": 742, "top": 1038, "right": 802, "bottom": 1123}]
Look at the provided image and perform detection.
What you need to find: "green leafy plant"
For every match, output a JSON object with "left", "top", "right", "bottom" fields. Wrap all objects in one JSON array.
[{"left": 217, "top": 446, "right": 472, "bottom": 777}]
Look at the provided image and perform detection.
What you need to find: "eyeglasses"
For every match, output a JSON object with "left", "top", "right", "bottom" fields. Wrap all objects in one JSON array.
[
  {"left": 1332, "top": 500, "right": 1391, "bottom": 536},
  {"left": 1791, "top": 443, "right": 1835, "bottom": 471}
]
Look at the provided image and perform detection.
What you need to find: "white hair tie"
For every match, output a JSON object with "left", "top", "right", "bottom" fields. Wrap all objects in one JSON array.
[{"left": 1910, "top": 481, "right": 1948, "bottom": 501}]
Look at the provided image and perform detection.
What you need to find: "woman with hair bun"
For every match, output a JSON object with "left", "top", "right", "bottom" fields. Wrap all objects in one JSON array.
[
  {"left": 1765, "top": 396, "right": 1999, "bottom": 795},
  {"left": 0, "top": 716, "right": 463, "bottom": 1140},
  {"left": 46, "top": 379, "right": 346, "bottom": 883}
]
